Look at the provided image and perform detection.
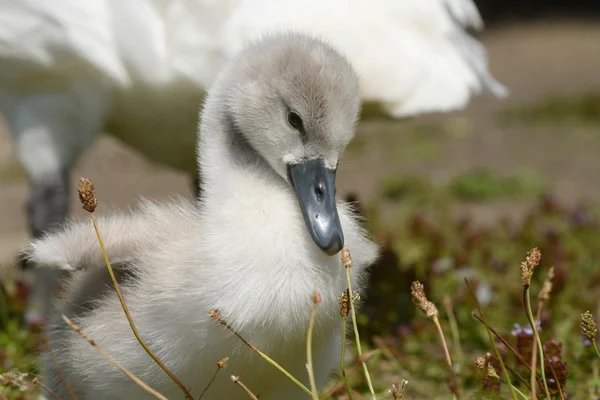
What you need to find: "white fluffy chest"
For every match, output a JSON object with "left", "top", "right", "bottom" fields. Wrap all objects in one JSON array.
[
  {"left": 190, "top": 190, "right": 352, "bottom": 340},
  {"left": 117, "top": 180, "right": 376, "bottom": 398},
  {"left": 144, "top": 183, "right": 368, "bottom": 349}
]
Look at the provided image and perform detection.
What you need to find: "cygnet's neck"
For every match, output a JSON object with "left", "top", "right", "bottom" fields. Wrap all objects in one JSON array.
[{"left": 196, "top": 84, "right": 283, "bottom": 199}]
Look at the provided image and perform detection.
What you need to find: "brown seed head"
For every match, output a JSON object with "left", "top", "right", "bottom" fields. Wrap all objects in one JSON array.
[
  {"left": 485, "top": 361, "right": 498, "bottom": 379},
  {"left": 217, "top": 357, "right": 229, "bottom": 368},
  {"left": 581, "top": 310, "right": 598, "bottom": 342},
  {"left": 390, "top": 380, "right": 407, "bottom": 400},
  {"left": 520, "top": 247, "right": 542, "bottom": 286},
  {"left": 0, "top": 369, "right": 30, "bottom": 392},
  {"left": 209, "top": 308, "right": 226, "bottom": 326},
  {"left": 475, "top": 354, "right": 498, "bottom": 379},
  {"left": 410, "top": 281, "right": 438, "bottom": 319},
  {"left": 338, "top": 290, "right": 350, "bottom": 318},
  {"left": 341, "top": 246, "right": 352, "bottom": 269},
  {"left": 520, "top": 262, "right": 532, "bottom": 287},
  {"left": 311, "top": 289, "right": 321, "bottom": 305},
  {"left": 78, "top": 178, "right": 98, "bottom": 213},
  {"left": 475, "top": 356, "right": 486, "bottom": 370},
  {"left": 411, "top": 281, "right": 426, "bottom": 303},
  {"left": 526, "top": 247, "right": 542, "bottom": 269},
  {"left": 538, "top": 266, "right": 555, "bottom": 302}
]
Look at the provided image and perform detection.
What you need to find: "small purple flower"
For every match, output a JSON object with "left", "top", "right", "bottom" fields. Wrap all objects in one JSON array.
[
  {"left": 582, "top": 334, "right": 592, "bottom": 347},
  {"left": 511, "top": 321, "right": 541, "bottom": 336},
  {"left": 523, "top": 323, "right": 535, "bottom": 336},
  {"left": 511, "top": 323, "right": 523, "bottom": 336}
]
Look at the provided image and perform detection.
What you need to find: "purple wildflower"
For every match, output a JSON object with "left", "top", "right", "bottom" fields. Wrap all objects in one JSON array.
[
  {"left": 582, "top": 335, "right": 592, "bottom": 347},
  {"left": 511, "top": 321, "right": 541, "bottom": 336}
]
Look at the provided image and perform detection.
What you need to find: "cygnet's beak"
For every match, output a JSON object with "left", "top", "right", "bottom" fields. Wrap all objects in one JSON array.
[{"left": 287, "top": 158, "right": 344, "bottom": 256}]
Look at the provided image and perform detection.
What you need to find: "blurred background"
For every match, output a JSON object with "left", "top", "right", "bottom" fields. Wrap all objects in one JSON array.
[
  {"left": 1, "top": 1, "right": 599, "bottom": 398},
  {"left": 0, "top": 2, "right": 598, "bottom": 267}
]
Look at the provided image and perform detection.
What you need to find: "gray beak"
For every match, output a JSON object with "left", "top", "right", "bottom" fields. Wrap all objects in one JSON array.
[{"left": 287, "top": 158, "right": 344, "bottom": 256}]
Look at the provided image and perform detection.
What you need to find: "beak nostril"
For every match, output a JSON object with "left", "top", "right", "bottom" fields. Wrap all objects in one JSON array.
[{"left": 314, "top": 184, "right": 325, "bottom": 202}]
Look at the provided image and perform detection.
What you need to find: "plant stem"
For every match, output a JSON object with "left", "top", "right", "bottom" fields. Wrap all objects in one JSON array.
[
  {"left": 306, "top": 297, "right": 319, "bottom": 400},
  {"left": 524, "top": 287, "right": 550, "bottom": 400},
  {"left": 90, "top": 213, "right": 193, "bottom": 400},
  {"left": 432, "top": 316, "right": 453, "bottom": 369},
  {"left": 472, "top": 313, "right": 546, "bottom": 390},
  {"left": 530, "top": 301, "right": 544, "bottom": 400},
  {"left": 256, "top": 351, "right": 311, "bottom": 396},
  {"left": 42, "top": 337, "right": 77, "bottom": 400},
  {"left": 340, "top": 317, "right": 354, "bottom": 400},
  {"left": 489, "top": 355, "right": 531, "bottom": 390},
  {"left": 505, "top": 381, "right": 530, "bottom": 400},
  {"left": 432, "top": 315, "right": 460, "bottom": 398},
  {"left": 198, "top": 365, "right": 222, "bottom": 399},
  {"left": 211, "top": 309, "right": 312, "bottom": 396},
  {"left": 443, "top": 296, "right": 464, "bottom": 364},
  {"left": 345, "top": 267, "right": 376, "bottom": 399},
  {"left": 593, "top": 341, "right": 600, "bottom": 360},
  {"left": 231, "top": 376, "right": 259, "bottom": 400},
  {"left": 466, "top": 279, "right": 518, "bottom": 400},
  {"left": 62, "top": 315, "right": 168, "bottom": 400},
  {"left": 544, "top": 353, "right": 565, "bottom": 400},
  {"left": 33, "top": 378, "right": 63, "bottom": 400},
  {"left": 475, "top": 358, "right": 485, "bottom": 400}
]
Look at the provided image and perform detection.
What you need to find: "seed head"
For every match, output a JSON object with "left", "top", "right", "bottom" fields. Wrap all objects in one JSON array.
[
  {"left": 78, "top": 178, "right": 98, "bottom": 213},
  {"left": 390, "top": 380, "right": 407, "bottom": 400},
  {"left": 0, "top": 370, "right": 30, "bottom": 392},
  {"left": 581, "top": 311, "right": 598, "bottom": 342},
  {"left": 338, "top": 290, "right": 350, "bottom": 318},
  {"left": 217, "top": 357, "right": 229, "bottom": 368},
  {"left": 538, "top": 266, "right": 554, "bottom": 302},
  {"left": 520, "top": 247, "right": 541, "bottom": 286},
  {"left": 341, "top": 246, "right": 352, "bottom": 269},
  {"left": 311, "top": 289, "right": 321, "bottom": 305},
  {"left": 410, "top": 281, "right": 438, "bottom": 319},
  {"left": 475, "top": 354, "right": 498, "bottom": 379},
  {"left": 209, "top": 308, "right": 226, "bottom": 326},
  {"left": 475, "top": 356, "right": 485, "bottom": 370}
]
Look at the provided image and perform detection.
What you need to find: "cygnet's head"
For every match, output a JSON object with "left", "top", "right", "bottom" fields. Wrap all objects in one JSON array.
[{"left": 220, "top": 33, "right": 361, "bottom": 255}]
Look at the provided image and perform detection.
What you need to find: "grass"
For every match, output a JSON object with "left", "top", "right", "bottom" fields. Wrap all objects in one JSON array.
[
  {"left": 380, "top": 169, "right": 546, "bottom": 204},
  {"left": 346, "top": 119, "right": 447, "bottom": 163},
  {"left": 449, "top": 169, "right": 546, "bottom": 201},
  {"left": 356, "top": 191, "right": 600, "bottom": 398},
  {"left": 501, "top": 92, "right": 600, "bottom": 126},
  {"left": 3, "top": 180, "right": 600, "bottom": 398}
]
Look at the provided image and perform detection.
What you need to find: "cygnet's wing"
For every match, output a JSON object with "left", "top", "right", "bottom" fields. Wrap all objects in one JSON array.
[{"left": 25, "top": 197, "right": 198, "bottom": 272}]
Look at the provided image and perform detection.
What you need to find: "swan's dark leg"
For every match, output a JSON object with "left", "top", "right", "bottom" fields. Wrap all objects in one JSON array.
[
  {"left": 7, "top": 85, "right": 106, "bottom": 326},
  {"left": 27, "top": 170, "right": 70, "bottom": 238},
  {"left": 21, "top": 171, "right": 71, "bottom": 326}
]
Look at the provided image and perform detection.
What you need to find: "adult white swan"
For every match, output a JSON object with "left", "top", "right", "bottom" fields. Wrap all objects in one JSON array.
[{"left": 0, "top": 0, "right": 506, "bottom": 319}]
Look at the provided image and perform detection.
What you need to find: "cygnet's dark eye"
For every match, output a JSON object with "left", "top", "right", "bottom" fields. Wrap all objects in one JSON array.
[{"left": 288, "top": 111, "right": 303, "bottom": 131}]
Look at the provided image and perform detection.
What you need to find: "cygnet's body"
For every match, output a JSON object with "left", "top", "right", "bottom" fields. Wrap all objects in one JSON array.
[{"left": 28, "top": 33, "right": 378, "bottom": 399}]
